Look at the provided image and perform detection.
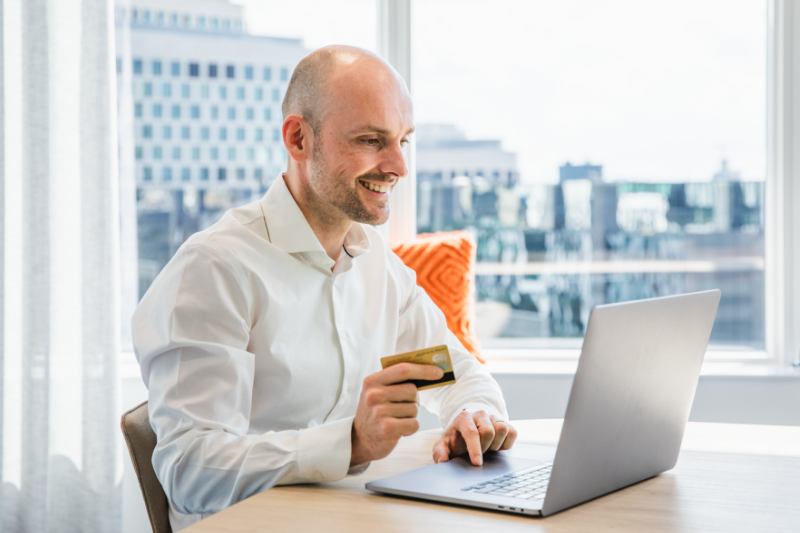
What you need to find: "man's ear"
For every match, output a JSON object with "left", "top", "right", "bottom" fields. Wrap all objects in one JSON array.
[{"left": 282, "top": 114, "right": 313, "bottom": 163}]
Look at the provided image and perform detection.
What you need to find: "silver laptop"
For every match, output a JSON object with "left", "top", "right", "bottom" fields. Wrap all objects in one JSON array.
[{"left": 366, "top": 290, "right": 721, "bottom": 516}]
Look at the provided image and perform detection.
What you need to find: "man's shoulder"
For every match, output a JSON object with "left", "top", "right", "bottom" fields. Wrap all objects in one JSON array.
[{"left": 184, "top": 200, "right": 268, "bottom": 254}]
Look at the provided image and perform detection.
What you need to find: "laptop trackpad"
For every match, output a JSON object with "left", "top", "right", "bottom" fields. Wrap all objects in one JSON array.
[{"left": 367, "top": 443, "right": 556, "bottom": 494}]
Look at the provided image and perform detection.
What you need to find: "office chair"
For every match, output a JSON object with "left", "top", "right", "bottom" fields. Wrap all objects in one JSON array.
[{"left": 121, "top": 401, "right": 172, "bottom": 533}]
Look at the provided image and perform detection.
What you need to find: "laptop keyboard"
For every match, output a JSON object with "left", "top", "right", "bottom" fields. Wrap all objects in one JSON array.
[{"left": 460, "top": 460, "right": 552, "bottom": 500}]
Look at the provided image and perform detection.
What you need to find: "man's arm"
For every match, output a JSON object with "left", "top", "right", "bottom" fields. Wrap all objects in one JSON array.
[
  {"left": 391, "top": 256, "right": 515, "bottom": 465},
  {"left": 133, "top": 243, "right": 354, "bottom": 516}
]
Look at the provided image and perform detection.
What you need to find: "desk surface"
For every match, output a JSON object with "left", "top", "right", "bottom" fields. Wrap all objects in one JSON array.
[{"left": 187, "top": 420, "right": 800, "bottom": 532}]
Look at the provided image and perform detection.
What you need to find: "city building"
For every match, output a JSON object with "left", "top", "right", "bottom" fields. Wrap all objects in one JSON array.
[{"left": 114, "top": 0, "right": 308, "bottom": 295}]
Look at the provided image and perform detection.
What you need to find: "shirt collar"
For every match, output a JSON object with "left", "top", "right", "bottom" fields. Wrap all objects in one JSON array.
[{"left": 260, "top": 175, "right": 372, "bottom": 259}]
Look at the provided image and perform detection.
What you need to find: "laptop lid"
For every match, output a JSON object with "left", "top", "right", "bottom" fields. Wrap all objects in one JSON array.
[{"left": 541, "top": 290, "right": 721, "bottom": 516}]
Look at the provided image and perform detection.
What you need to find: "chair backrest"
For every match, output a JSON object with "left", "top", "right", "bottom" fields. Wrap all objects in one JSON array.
[{"left": 121, "top": 401, "right": 172, "bottom": 533}]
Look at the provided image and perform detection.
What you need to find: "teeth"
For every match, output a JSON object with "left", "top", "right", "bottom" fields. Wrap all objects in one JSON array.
[{"left": 361, "top": 181, "right": 388, "bottom": 193}]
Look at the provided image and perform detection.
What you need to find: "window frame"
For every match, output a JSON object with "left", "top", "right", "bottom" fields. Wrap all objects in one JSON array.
[{"left": 380, "top": 0, "right": 800, "bottom": 367}]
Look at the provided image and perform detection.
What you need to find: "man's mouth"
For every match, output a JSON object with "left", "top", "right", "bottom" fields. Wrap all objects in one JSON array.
[{"left": 358, "top": 180, "right": 391, "bottom": 193}]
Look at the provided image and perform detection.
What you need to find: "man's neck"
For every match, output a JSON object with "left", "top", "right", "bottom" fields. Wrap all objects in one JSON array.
[{"left": 282, "top": 173, "right": 352, "bottom": 262}]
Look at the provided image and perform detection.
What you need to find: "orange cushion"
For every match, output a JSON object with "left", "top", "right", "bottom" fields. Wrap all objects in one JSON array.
[{"left": 390, "top": 231, "right": 483, "bottom": 363}]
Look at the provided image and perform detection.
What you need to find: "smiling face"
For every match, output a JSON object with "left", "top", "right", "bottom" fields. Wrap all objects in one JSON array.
[{"left": 303, "top": 56, "right": 414, "bottom": 226}]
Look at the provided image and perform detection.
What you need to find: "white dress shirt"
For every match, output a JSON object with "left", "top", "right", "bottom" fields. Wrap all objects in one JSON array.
[{"left": 133, "top": 176, "right": 508, "bottom": 531}]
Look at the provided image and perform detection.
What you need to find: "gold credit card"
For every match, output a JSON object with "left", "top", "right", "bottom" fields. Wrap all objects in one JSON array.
[{"left": 380, "top": 345, "right": 456, "bottom": 391}]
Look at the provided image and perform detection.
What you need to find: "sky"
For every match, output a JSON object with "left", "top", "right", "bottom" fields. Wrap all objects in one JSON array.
[{"left": 233, "top": 0, "right": 766, "bottom": 184}]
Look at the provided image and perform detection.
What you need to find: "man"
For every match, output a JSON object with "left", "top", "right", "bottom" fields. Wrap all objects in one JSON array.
[{"left": 133, "top": 45, "right": 516, "bottom": 531}]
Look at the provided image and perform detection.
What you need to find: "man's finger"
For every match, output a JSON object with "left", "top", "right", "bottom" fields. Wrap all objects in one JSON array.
[
  {"left": 456, "top": 414, "right": 484, "bottom": 466},
  {"left": 373, "top": 363, "right": 444, "bottom": 386},
  {"left": 380, "top": 383, "right": 420, "bottom": 403},
  {"left": 377, "top": 401, "right": 419, "bottom": 419},
  {"left": 499, "top": 424, "right": 518, "bottom": 450},
  {"left": 473, "top": 412, "right": 496, "bottom": 454},
  {"left": 432, "top": 437, "right": 451, "bottom": 464},
  {"left": 489, "top": 419, "right": 509, "bottom": 451}
]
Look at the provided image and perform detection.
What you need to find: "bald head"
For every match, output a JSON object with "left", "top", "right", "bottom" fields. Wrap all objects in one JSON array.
[{"left": 282, "top": 45, "right": 406, "bottom": 135}]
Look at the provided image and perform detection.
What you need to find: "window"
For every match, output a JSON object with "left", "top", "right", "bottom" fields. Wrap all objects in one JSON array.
[
  {"left": 162, "top": 125, "right": 171, "bottom": 139},
  {"left": 143, "top": 166, "right": 152, "bottom": 181},
  {"left": 125, "top": 1, "right": 379, "bottom": 308},
  {"left": 152, "top": 60, "right": 162, "bottom": 76},
  {"left": 162, "top": 167, "right": 172, "bottom": 181},
  {"left": 279, "top": 67, "right": 288, "bottom": 81},
  {"left": 157, "top": 12, "right": 164, "bottom": 25},
  {"left": 272, "top": 128, "right": 280, "bottom": 141},
  {"left": 134, "top": 102, "right": 142, "bottom": 117},
  {"left": 153, "top": 146, "right": 162, "bottom": 160},
  {"left": 271, "top": 88, "right": 280, "bottom": 102},
  {"left": 133, "top": 59, "right": 143, "bottom": 74},
  {"left": 412, "top": 0, "right": 767, "bottom": 352},
  {"left": 135, "top": 146, "right": 143, "bottom": 159},
  {"left": 152, "top": 104, "right": 162, "bottom": 118},
  {"left": 263, "top": 108, "right": 271, "bottom": 121},
  {"left": 161, "top": 83, "right": 171, "bottom": 97},
  {"left": 255, "top": 128, "right": 263, "bottom": 141},
  {"left": 143, "top": 82, "right": 152, "bottom": 97},
  {"left": 170, "top": 13, "right": 178, "bottom": 26},
  {"left": 171, "top": 105, "right": 180, "bottom": 119},
  {"left": 142, "top": 125, "right": 152, "bottom": 138},
  {"left": 211, "top": 17, "right": 219, "bottom": 30}
]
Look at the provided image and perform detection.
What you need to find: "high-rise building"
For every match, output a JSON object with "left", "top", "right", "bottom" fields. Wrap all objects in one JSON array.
[
  {"left": 115, "top": 0, "right": 307, "bottom": 191},
  {"left": 114, "top": 0, "right": 308, "bottom": 296}
]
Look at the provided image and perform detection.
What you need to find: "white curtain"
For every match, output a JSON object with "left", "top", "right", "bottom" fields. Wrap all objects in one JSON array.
[{"left": 1, "top": 0, "right": 122, "bottom": 531}]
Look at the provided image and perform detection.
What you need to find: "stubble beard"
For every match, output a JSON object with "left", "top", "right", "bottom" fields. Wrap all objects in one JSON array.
[{"left": 310, "top": 146, "right": 391, "bottom": 226}]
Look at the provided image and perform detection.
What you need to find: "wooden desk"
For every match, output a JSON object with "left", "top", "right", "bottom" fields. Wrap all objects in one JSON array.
[{"left": 187, "top": 420, "right": 800, "bottom": 532}]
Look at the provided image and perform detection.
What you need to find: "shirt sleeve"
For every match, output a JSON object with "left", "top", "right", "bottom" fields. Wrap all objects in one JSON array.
[
  {"left": 132, "top": 243, "right": 354, "bottom": 516},
  {"left": 391, "top": 256, "right": 509, "bottom": 429}
]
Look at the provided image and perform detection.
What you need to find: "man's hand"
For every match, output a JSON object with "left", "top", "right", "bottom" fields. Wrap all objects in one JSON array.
[
  {"left": 432, "top": 410, "right": 517, "bottom": 466},
  {"left": 350, "top": 363, "right": 444, "bottom": 467}
]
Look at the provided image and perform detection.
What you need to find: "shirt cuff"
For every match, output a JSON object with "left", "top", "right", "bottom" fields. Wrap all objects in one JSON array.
[
  {"left": 297, "top": 416, "right": 354, "bottom": 483},
  {"left": 445, "top": 402, "right": 506, "bottom": 429}
]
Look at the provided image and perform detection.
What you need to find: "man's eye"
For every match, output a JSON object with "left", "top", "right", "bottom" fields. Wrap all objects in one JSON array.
[{"left": 364, "top": 138, "right": 380, "bottom": 145}]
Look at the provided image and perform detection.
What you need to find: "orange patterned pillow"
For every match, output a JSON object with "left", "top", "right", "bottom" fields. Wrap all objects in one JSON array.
[{"left": 390, "top": 231, "right": 483, "bottom": 363}]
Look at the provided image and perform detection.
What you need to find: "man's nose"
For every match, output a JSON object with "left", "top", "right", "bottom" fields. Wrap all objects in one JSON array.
[{"left": 378, "top": 140, "right": 409, "bottom": 180}]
